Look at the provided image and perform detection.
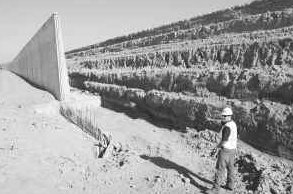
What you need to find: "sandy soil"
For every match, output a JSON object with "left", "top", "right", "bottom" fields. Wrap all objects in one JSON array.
[
  {"left": 1, "top": 69, "right": 292, "bottom": 194},
  {"left": 0, "top": 70, "right": 218, "bottom": 194}
]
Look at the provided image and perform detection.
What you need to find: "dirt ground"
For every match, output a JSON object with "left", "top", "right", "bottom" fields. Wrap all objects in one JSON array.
[{"left": 0, "top": 69, "right": 292, "bottom": 194}]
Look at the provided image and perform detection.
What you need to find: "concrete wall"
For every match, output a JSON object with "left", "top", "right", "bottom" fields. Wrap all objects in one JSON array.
[{"left": 7, "top": 13, "right": 69, "bottom": 100}]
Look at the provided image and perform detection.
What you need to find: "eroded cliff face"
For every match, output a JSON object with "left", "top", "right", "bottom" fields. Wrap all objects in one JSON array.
[
  {"left": 69, "top": 64, "right": 293, "bottom": 105},
  {"left": 67, "top": 31, "right": 293, "bottom": 160},
  {"left": 77, "top": 36, "right": 293, "bottom": 69},
  {"left": 82, "top": 81, "right": 293, "bottom": 160},
  {"left": 66, "top": 1, "right": 293, "bottom": 164},
  {"left": 65, "top": 2, "right": 293, "bottom": 191}
]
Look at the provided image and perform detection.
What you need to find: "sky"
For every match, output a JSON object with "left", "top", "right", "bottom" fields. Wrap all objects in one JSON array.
[{"left": 0, "top": 0, "right": 253, "bottom": 63}]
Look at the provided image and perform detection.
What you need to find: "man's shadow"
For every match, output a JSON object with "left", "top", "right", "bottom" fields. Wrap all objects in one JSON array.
[{"left": 140, "top": 155, "right": 213, "bottom": 193}]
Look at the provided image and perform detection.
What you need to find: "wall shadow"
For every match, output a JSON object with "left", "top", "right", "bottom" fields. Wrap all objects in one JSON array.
[
  {"left": 140, "top": 154, "right": 213, "bottom": 193},
  {"left": 8, "top": 71, "right": 56, "bottom": 99},
  {"left": 102, "top": 96, "right": 293, "bottom": 161},
  {"left": 101, "top": 97, "right": 188, "bottom": 132}
]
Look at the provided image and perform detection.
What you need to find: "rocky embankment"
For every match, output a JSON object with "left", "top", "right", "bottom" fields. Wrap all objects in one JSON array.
[
  {"left": 67, "top": 29, "right": 293, "bottom": 160},
  {"left": 69, "top": 65, "right": 293, "bottom": 105},
  {"left": 73, "top": 29, "right": 293, "bottom": 69},
  {"left": 82, "top": 81, "right": 293, "bottom": 161},
  {"left": 68, "top": 27, "right": 293, "bottom": 105},
  {"left": 75, "top": 81, "right": 293, "bottom": 193},
  {"left": 65, "top": 1, "right": 293, "bottom": 192},
  {"left": 185, "top": 128, "right": 293, "bottom": 193}
]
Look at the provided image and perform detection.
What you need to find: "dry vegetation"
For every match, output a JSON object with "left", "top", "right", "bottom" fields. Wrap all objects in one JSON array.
[{"left": 60, "top": 102, "right": 111, "bottom": 158}]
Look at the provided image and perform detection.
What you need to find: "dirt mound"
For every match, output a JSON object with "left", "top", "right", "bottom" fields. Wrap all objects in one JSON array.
[{"left": 184, "top": 129, "right": 293, "bottom": 193}]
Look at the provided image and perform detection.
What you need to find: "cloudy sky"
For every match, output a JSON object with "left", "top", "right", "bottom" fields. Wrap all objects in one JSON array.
[{"left": 0, "top": 0, "right": 252, "bottom": 63}]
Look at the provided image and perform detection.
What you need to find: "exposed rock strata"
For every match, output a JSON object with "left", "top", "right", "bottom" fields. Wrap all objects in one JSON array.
[
  {"left": 69, "top": 65, "right": 293, "bottom": 105},
  {"left": 84, "top": 81, "right": 293, "bottom": 159}
]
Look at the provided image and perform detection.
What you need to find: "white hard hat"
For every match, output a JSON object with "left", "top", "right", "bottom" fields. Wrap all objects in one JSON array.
[{"left": 221, "top": 107, "right": 233, "bottom": 116}]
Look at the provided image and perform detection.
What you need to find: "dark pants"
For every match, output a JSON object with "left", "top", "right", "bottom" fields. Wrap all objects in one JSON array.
[{"left": 214, "top": 148, "right": 236, "bottom": 189}]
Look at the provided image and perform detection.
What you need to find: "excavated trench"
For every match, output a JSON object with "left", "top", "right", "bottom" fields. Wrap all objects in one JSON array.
[
  {"left": 67, "top": 31, "right": 293, "bottom": 171},
  {"left": 68, "top": 39, "right": 293, "bottom": 160},
  {"left": 65, "top": 2, "right": 293, "bottom": 191},
  {"left": 99, "top": 94, "right": 293, "bottom": 160},
  {"left": 68, "top": 70, "right": 293, "bottom": 161},
  {"left": 67, "top": 70, "right": 293, "bottom": 192}
]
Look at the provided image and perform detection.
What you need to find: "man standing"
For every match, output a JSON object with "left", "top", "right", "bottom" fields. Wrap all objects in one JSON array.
[{"left": 208, "top": 107, "right": 238, "bottom": 193}]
